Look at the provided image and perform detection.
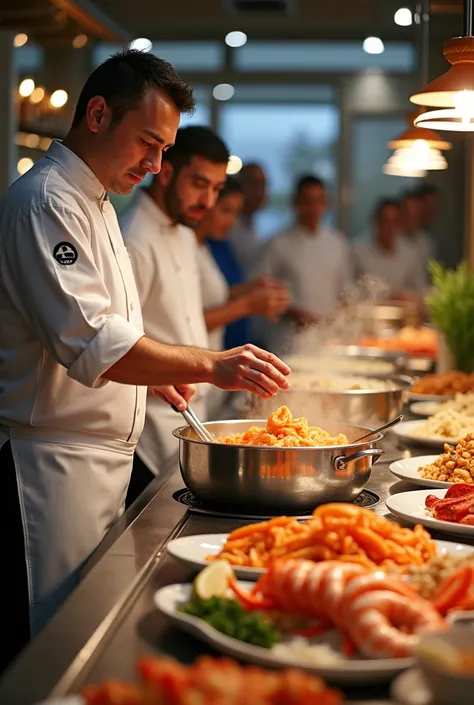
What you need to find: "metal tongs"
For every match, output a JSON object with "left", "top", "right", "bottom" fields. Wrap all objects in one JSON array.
[
  {"left": 171, "top": 403, "right": 215, "bottom": 443},
  {"left": 352, "top": 414, "right": 403, "bottom": 444}
]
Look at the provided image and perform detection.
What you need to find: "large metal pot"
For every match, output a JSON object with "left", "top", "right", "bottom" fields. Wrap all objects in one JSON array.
[
  {"left": 173, "top": 420, "right": 384, "bottom": 513},
  {"left": 246, "top": 374, "right": 413, "bottom": 428}
]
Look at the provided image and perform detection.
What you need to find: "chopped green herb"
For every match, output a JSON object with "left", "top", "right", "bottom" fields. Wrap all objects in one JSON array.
[{"left": 179, "top": 595, "right": 280, "bottom": 649}]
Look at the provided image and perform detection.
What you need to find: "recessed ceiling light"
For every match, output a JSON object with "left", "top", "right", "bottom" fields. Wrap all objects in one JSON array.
[
  {"left": 394, "top": 8, "right": 412, "bottom": 27},
  {"left": 227, "top": 155, "right": 243, "bottom": 174},
  {"left": 363, "top": 37, "right": 385, "bottom": 55},
  {"left": 14, "top": 33, "right": 28, "bottom": 48},
  {"left": 213, "top": 84, "right": 235, "bottom": 101},
  {"left": 225, "top": 31, "right": 247, "bottom": 48},
  {"left": 129, "top": 38, "right": 152, "bottom": 53}
]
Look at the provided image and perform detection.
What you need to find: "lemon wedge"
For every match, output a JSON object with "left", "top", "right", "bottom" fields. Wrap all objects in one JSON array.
[{"left": 192, "top": 560, "right": 235, "bottom": 600}]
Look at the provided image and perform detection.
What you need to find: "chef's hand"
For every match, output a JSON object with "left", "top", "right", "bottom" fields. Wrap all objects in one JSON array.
[
  {"left": 148, "top": 384, "right": 196, "bottom": 411},
  {"left": 212, "top": 344, "right": 291, "bottom": 399},
  {"left": 246, "top": 284, "right": 291, "bottom": 321},
  {"left": 288, "top": 307, "right": 318, "bottom": 329}
]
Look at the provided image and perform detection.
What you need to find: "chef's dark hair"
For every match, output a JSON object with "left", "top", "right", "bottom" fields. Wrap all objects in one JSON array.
[
  {"left": 71, "top": 49, "right": 195, "bottom": 129},
  {"left": 294, "top": 175, "right": 326, "bottom": 197},
  {"left": 373, "top": 198, "right": 400, "bottom": 220},
  {"left": 218, "top": 177, "right": 243, "bottom": 199},
  {"left": 163, "top": 125, "right": 230, "bottom": 172}
]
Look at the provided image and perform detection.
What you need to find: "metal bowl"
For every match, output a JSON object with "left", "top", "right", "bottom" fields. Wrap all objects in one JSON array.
[
  {"left": 246, "top": 374, "right": 413, "bottom": 428},
  {"left": 173, "top": 420, "right": 384, "bottom": 513}
]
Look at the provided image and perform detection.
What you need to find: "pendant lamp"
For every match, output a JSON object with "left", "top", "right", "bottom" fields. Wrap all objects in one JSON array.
[{"left": 411, "top": 0, "right": 474, "bottom": 130}]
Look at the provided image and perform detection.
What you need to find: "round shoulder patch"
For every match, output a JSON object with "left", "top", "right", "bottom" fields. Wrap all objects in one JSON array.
[{"left": 53, "top": 242, "right": 78, "bottom": 265}]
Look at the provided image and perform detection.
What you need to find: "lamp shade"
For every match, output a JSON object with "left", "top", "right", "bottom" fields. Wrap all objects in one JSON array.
[{"left": 410, "top": 36, "right": 474, "bottom": 107}]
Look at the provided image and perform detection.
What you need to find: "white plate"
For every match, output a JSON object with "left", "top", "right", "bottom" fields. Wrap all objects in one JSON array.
[
  {"left": 386, "top": 488, "right": 474, "bottom": 538},
  {"left": 154, "top": 581, "right": 414, "bottom": 685},
  {"left": 167, "top": 533, "right": 264, "bottom": 580},
  {"left": 408, "top": 393, "right": 454, "bottom": 403},
  {"left": 168, "top": 533, "right": 474, "bottom": 578},
  {"left": 390, "top": 420, "right": 459, "bottom": 449},
  {"left": 390, "top": 668, "right": 431, "bottom": 705},
  {"left": 389, "top": 456, "right": 453, "bottom": 489},
  {"left": 410, "top": 401, "right": 442, "bottom": 418}
]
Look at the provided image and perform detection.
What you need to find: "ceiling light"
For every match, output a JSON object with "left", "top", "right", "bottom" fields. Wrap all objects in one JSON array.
[
  {"left": 24, "top": 133, "right": 40, "bottom": 149},
  {"left": 50, "top": 89, "right": 68, "bottom": 108},
  {"left": 227, "top": 155, "right": 243, "bottom": 175},
  {"left": 19, "top": 78, "right": 35, "bottom": 97},
  {"left": 225, "top": 31, "right": 247, "bottom": 48},
  {"left": 387, "top": 110, "right": 452, "bottom": 150},
  {"left": 13, "top": 33, "right": 28, "bottom": 48},
  {"left": 212, "top": 83, "right": 235, "bottom": 101},
  {"left": 410, "top": 0, "right": 474, "bottom": 131},
  {"left": 394, "top": 8, "right": 413, "bottom": 26},
  {"left": 129, "top": 38, "right": 152, "bottom": 52},
  {"left": 383, "top": 162, "right": 426, "bottom": 177},
  {"left": 72, "top": 34, "right": 88, "bottom": 49},
  {"left": 387, "top": 142, "right": 448, "bottom": 171},
  {"left": 17, "top": 158, "right": 34, "bottom": 175},
  {"left": 363, "top": 36, "right": 385, "bottom": 54},
  {"left": 29, "top": 87, "right": 45, "bottom": 104}
]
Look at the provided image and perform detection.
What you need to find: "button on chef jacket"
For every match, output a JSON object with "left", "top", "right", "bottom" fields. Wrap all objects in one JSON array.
[
  {"left": 0, "top": 140, "right": 146, "bottom": 635},
  {"left": 259, "top": 224, "right": 354, "bottom": 354},
  {"left": 120, "top": 190, "right": 209, "bottom": 475}
]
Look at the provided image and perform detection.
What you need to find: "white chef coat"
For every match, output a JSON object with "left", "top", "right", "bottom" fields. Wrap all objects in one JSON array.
[
  {"left": 120, "top": 191, "right": 209, "bottom": 474},
  {"left": 353, "top": 234, "right": 426, "bottom": 296},
  {"left": 196, "top": 243, "right": 230, "bottom": 419},
  {"left": 0, "top": 139, "right": 146, "bottom": 634},
  {"left": 259, "top": 224, "right": 353, "bottom": 353},
  {"left": 228, "top": 214, "right": 264, "bottom": 278},
  {"left": 196, "top": 242, "right": 229, "bottom": 352},
  {"left": 405, "top": 230, "right": 435, "bottom": 285}
]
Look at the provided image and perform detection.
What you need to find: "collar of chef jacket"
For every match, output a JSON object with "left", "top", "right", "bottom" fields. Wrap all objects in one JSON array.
[{"left": 46, "top": 140, "right": 109, "bottom": 204}]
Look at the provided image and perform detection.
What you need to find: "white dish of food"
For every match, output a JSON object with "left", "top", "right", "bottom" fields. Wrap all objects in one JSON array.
[
  {"left": 154, "top": 580, "right": 415, "bottom": 685},
  {"left": 390, "top": 420, "right": 457, "bottom": 448},
  {"left": 389, "top": 456, "right": 453, "bottom": 489},
  {"left": 386, "top": 489, "right": 474, "bottom": 538},
  {"left": 410, "top": 401, "right": 442, "bottom": 417},
  {"left": 407, "top": 393, "right": 454, "bottom": 403},
  {"left": 167, "top": 533, "right": 473, "bottom": 579}
]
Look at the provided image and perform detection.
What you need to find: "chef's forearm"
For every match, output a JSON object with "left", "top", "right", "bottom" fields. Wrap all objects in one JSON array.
[{"left": 103, "top": 336, "right": 216, "bottom": 386}]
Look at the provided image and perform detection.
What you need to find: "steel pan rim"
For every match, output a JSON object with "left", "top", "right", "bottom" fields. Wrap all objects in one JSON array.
[
  {"left": 172, "top": 420, "right": 384, "bottom": 451},
  {"left": 282, "top": 373, "right": 413, "bottom": 396}
]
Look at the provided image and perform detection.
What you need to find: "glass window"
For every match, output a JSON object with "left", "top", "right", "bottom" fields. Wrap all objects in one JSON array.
[
  {"left": 234, "top": 41, "right": 414, "bottom": 73},
  {"left": 220, "top": 102, "right": 339, "bottom": 239},
  {"left": 92, "top": 41, "right": 223, "bottom": 71},
  {"left": 14, "top": 44, "right": 44, "bottom": 73},
  {"left": 180, "top": 86, "right": 211, "bottom": 126},
  {"left": 349, "top": 116, "right": 420, "bottom": 240},
  {"left": 230, "top": 84, "right": 336, "bottom": 103}
]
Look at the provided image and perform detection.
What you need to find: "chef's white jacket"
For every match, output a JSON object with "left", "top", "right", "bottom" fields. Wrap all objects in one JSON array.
[
  {"left": 228, "top": 213, "right": 265, "bottom": 278},
  {"left": 120, "top": 191, "right": 209, "bottom": 474},
  {"left": 259, "top": 224, "right": 354, "bottom": 353},
  {"left": 353, "top": 234, "right": 426, "bottom": 296},
  {"left": 0, "top": 140, "right": 146, "bottom": 634}
]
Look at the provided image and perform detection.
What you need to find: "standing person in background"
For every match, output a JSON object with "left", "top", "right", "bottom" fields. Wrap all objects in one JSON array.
[
  {"left": 353, "top": 198, "right": 425, "bottom": 300},
  {"left": 417, "top": 183, "right": 440, "bottom": 234},
  {"left": 195, "top": 177, "right": 290, "bottom": 418},
  {"left": 400, "top": 189, "right": 435, "bottom": 283},
  {"left": 260, "top": 175, "right": 353, "bottom": 355},
  {"left": 120, "top": 126, "right": 227, "bottom": 506},
  {"left": 228, "top": 163, "right": 267, "bottom": 277}
]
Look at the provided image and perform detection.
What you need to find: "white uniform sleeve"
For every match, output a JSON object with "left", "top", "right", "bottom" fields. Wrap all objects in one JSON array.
[{"left": 1, "top": 201, "right": 144, "bottom": 388}]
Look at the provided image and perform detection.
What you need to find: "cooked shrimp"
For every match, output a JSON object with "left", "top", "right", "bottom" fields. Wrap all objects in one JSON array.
[
  {"left": 231, "top": 558, "right": 446, "bottom": 660},
  {"left": 344, "top": 589, "right": 445, "bottom": 658}
]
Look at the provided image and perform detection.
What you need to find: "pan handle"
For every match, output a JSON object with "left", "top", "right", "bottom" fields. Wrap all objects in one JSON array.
[{"left": 333, "top": 447, "right": 384, "bottom": 472}]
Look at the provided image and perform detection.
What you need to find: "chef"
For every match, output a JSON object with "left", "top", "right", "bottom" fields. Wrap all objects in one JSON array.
[
  {"left": 353, "top": 198, "right": 426, "bottom": 299},
  {"left": 120, "top": 125, "right": 229, "bottom": 504},
  {"left": 0, "top": 49, "right": 291, "bottom": 670},
  {"left": 260, "top": 175, "right": 353, "bottom": 354}
]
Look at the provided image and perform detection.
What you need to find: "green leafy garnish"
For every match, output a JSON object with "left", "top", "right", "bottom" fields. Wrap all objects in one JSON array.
[
  {"left": 426, "top": 261, "right": 474, "bottom": 373},
  {"left": 179, "top": 595, "right": 281, "bottom": 649}
]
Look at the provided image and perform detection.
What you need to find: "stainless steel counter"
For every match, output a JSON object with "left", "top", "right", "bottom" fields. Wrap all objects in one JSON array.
[{"left": 0, "top": 432, "right": 470, "bottom": 705}]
